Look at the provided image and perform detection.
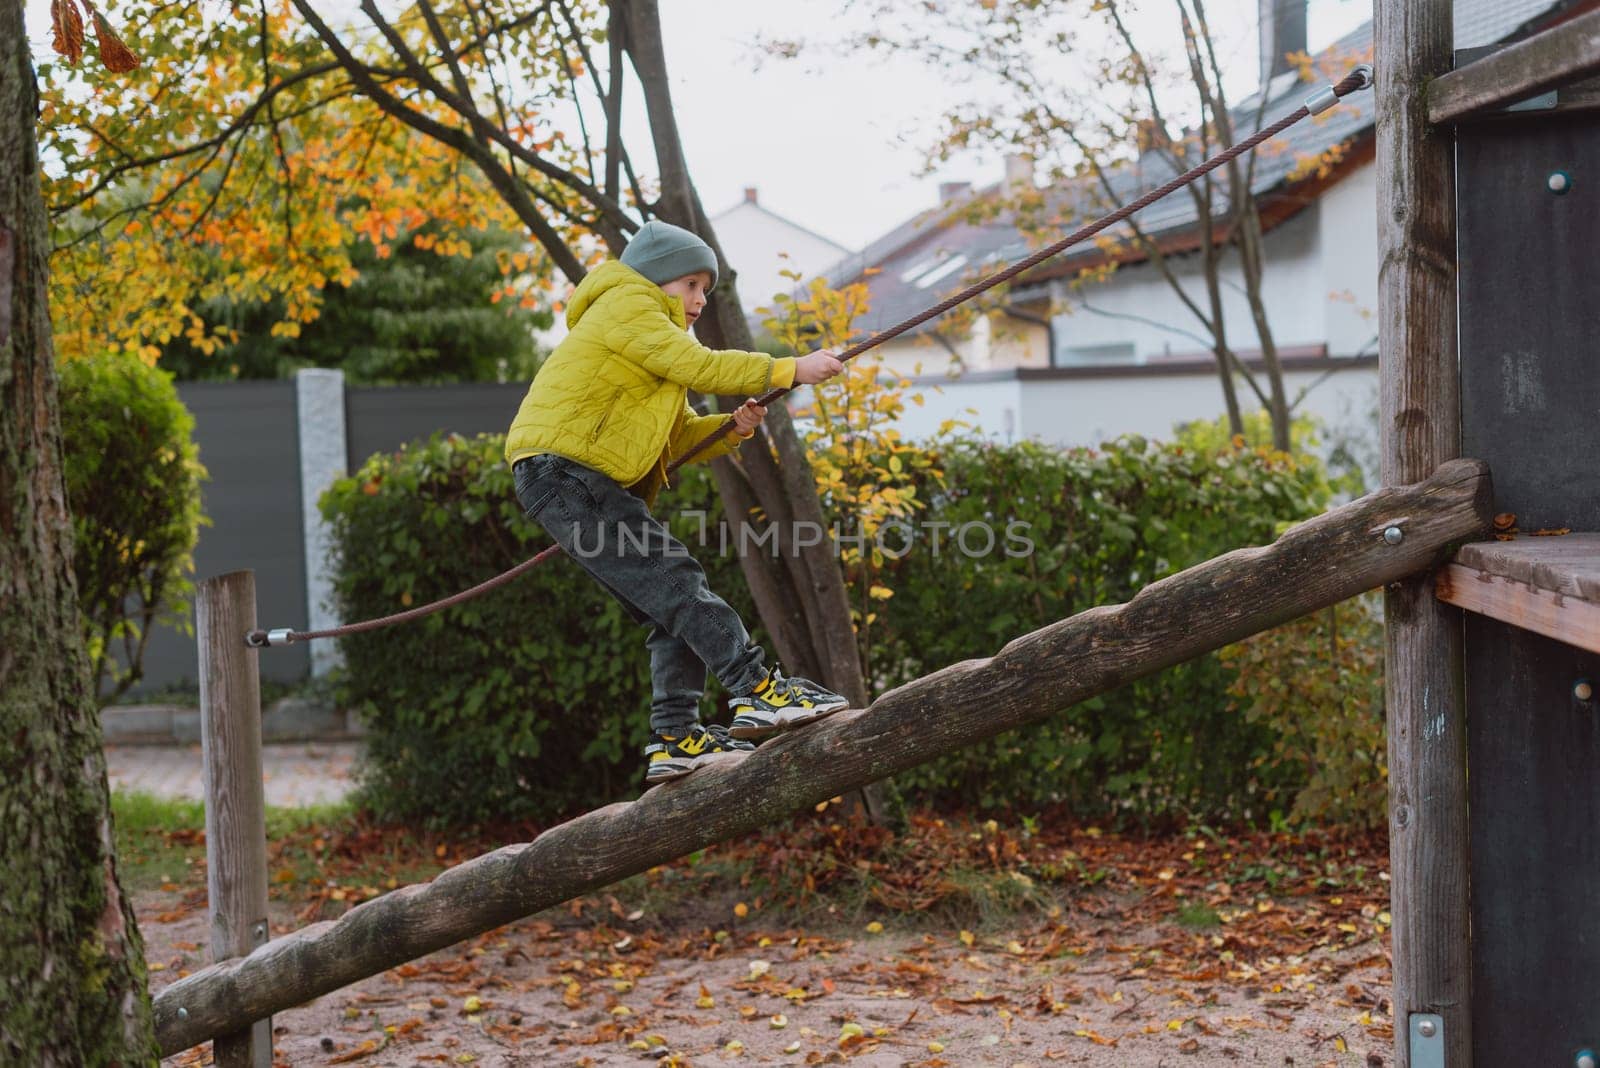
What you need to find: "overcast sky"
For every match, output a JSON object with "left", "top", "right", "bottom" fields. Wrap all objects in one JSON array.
[
  {"left": 651, "top": 0, "right": 1372, "bottom": 248},
  {"left": 24, "top": 0, "right": 1373, "bottom": 250}
]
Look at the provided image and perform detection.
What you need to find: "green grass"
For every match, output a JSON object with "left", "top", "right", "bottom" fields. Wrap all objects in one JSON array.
[
  {"left": 111, "top": 790, "right": 360, "bottom": 895},
  {"left": 113, "top": 789, "right": 206, "bottom": 835},
  {"left": 112, "top": 791, "right": 207, "bottom": 892},
  {"left": 1174, "top": 901, "right": 1222, "bottom": 929}
]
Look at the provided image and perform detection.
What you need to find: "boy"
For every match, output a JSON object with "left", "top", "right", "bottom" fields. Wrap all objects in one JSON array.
[{"left": 507, "top": 219, "right": 851, "bottom": 784}]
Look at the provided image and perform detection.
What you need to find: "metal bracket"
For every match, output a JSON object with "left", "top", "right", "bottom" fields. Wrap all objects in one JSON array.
[{"left": 1409, "top": 1013, "right": 1445, "bottom": 1068}]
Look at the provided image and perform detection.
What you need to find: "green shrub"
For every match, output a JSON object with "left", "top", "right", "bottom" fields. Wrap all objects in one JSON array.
[
  {"left": 1219, "top": 593, "right": 1387, "bottom": 828},
  {"left": 57, "top": 353, "right": 207, "bottom": 701},
  {"left": 324, "top": 426, "right": 1360, "bottom": 828},
  {"left": 867, "top": 433, "right": 1336, "bottom": 824},
  {"left": 320, "top": 433, "right": 754, "bottom": 827}
]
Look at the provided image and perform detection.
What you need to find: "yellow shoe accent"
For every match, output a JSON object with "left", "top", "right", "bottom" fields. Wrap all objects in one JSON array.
[
  {"left": 649, "top": 751, "right": 670, "bottom": 763},
  {"left": 678, "top": 732, "right": 710, "bottom": 755}
]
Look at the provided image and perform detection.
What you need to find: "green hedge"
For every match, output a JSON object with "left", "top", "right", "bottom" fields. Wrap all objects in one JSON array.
[
  {"left": 322, "top": 430, "right": 1341, "bottom": 828},
  {"left": 869, "top": 435, "right": 1333, "bottom": 822},
  {"left": 321, "top": 434, "right": 753, "bottom": 827},
  {"left": 58, "top": 353, "right": 206, "bottom": 701}
]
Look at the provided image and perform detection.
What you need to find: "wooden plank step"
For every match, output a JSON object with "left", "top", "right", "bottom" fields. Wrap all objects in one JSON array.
[{"left": 1436, "top": 534, "right": 1600, "bottom": 653}]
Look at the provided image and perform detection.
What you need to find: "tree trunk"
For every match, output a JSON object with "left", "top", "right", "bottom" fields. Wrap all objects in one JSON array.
[
  {"left": 1181, "top": 0, "right": 1292, "bottom": 452},
  {"left": 1234, "top": 207, "right": 1293, "bottom": 451},
  {"left": 0, "top": 4, "right": 158, "bottom": 1062},
  {"left": 1197, "top": 225, "right": 1244, "bottom": 435}
]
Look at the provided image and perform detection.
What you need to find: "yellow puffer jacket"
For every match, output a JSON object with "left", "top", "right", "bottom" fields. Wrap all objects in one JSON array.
[{"left": 505, "top": 262, "right": 796, "bottom": 506}]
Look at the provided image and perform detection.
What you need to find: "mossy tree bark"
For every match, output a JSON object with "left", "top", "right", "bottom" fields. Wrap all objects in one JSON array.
[{"left": 0, "top": 2, "right": 158, "bottom": 1061}]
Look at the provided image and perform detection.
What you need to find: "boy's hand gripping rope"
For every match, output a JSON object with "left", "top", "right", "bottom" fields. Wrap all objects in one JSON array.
[{"left": 247, "top": 65, "right": 1373, "bottom": 650}]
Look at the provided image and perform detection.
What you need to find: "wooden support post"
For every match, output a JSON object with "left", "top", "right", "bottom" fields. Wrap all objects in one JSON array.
[
  {"left": 1375, "top": 2, "right": 1470, "bottom": 1065},
  {"left": 151, "top": 462, "right": 1492, "bottom": 1056},
  {"left": 197, "top": 571, "right": 272, "bottom": 1068}
]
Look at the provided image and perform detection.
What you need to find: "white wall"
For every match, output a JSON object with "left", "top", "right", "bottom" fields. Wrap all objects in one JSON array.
[
  {"left": 1317, "top": 163, "right": 1380, "bottom": 358},
  {"left": 712, "top": 199, "right": 851, "bottom": 315},
  {"left": 1049, "top": 204, "right": 1333, "bottom": 363},
  {"left": 867, "top": 361, "right": 1379, "bottom": 466},
  {"left": 869, "top": 313, "right": 1051, "bottom": 380}
]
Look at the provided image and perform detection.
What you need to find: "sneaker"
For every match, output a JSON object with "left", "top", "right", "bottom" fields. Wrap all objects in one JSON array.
[
  {"left": 644, "top": 723, "right": 755, "bottom": 784},
  {"left": 727, "top": 667, "right": 850, "bottom": 740}
]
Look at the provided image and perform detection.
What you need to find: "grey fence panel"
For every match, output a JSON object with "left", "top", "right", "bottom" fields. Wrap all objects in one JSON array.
[
  {"left": 136, "top": 382, "right": 308, "bottom": 693},
  {"left": 127, "top": 380, "right": 533, "bottom": 696},
  {"left": 345, "top": 383, "right": 527, "bottom": 467}
]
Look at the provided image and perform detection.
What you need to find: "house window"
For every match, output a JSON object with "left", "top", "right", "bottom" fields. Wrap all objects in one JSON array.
[
  {"left": 899, "top": 254, "right": 970, "bottom": 289},
  {"left": 912, "top": 255, "right": 969, "bottom": 288},
  {"left": 1058, "top": 340, "right": 1137, "bottom": 364}
]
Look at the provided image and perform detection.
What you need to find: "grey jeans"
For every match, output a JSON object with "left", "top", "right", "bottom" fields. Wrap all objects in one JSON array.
[{"left": 512, "top": 452, "right": 768, "bottom": 734}]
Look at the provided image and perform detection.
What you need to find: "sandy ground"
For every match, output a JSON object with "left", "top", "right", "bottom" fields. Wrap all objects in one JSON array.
[{"left": 146, "top": 889, "right": 1393, "bottom": 1068}]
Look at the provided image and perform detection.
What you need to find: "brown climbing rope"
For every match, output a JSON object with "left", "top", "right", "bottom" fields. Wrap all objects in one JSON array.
[{"left": 248, "top": 65, "right": 1373, "bottom": 649}]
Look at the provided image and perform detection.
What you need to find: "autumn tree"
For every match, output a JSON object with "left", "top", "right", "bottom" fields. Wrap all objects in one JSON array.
[
  {"left": 788, "top": 0, "right": 1368, "bottom": 451},
  {"left": 44, "top": 0, "right": 876, "bottom": 799},
  {"left": 0, "top": 0, "right": 158, "bottom": 1059},
  {"left": 159, "top": 222, "right": 550, "bottom": 383}
]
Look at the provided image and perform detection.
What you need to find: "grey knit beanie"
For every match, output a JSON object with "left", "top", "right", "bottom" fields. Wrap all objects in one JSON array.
[{"left": 620, "top": 220, "right": 719, "bottom": 291}]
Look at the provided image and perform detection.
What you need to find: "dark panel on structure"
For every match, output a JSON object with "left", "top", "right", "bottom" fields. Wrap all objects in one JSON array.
[
  {"left": 345, "top": 383, "right": 526, "bottom": 468},
  {"left": 1459, "top": 117, "right": 1600, "bottom": 530},
  {"left": 1459, "top": 111, "right": 1600, "bottom": 1064},
  {"left": 138, "top": 382, "right": 308, "bottom": 689}
]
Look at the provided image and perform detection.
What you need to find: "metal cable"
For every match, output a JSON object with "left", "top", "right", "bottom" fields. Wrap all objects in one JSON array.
[
  {"left": 247, "top": 65, "right": 1373, "bottom": 649},
  {"left": 669, "top": 65, "right": 1374, "bottom": 472}
]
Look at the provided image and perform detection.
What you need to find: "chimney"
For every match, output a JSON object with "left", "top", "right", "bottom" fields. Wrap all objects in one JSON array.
[
  {"left": 1003, "top": 153, "right": 1034, "bottom": 194},
  {"left": 743, "top": 187, "right": 758, "bottom": 204},
  {"left": 939, "top": 181, "right": 973, "bottom": 203},
  {"left": 1259, "top": 0, "right": 1307, "bottom": 86}
]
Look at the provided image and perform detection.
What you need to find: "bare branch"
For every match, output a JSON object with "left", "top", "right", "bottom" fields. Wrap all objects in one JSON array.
[
  {"left": 557, "top": 0, "right": 647, "bottom": 217},
  {"left": 603, "top": 4, "right": 624, "bottom": 199},
  {"left": 356, "top": 0, "right": 634, "bottom": 238},
  {"left": 259, "top": 0, "right": 298, "bottom": 254},
  {"left": 456, "top": 0, "right": 522, "bottom": 187}
]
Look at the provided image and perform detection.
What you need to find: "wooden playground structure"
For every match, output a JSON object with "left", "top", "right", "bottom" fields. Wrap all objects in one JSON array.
[{"left": 150, "top": 3, "right": 1600, "bottom": 1064}]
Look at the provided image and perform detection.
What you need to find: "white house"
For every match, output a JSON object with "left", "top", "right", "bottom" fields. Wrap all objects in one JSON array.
[
  {"left": 710, "top": 187, "right": 853, "bottom": 318},
  {"left": 812, "top": 0, "right": 1585, "bottom": 458}
]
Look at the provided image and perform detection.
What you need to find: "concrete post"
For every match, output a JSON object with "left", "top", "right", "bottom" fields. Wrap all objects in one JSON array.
[{"left": 295, "top": 368, "right": 347, "bottom": 677}]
